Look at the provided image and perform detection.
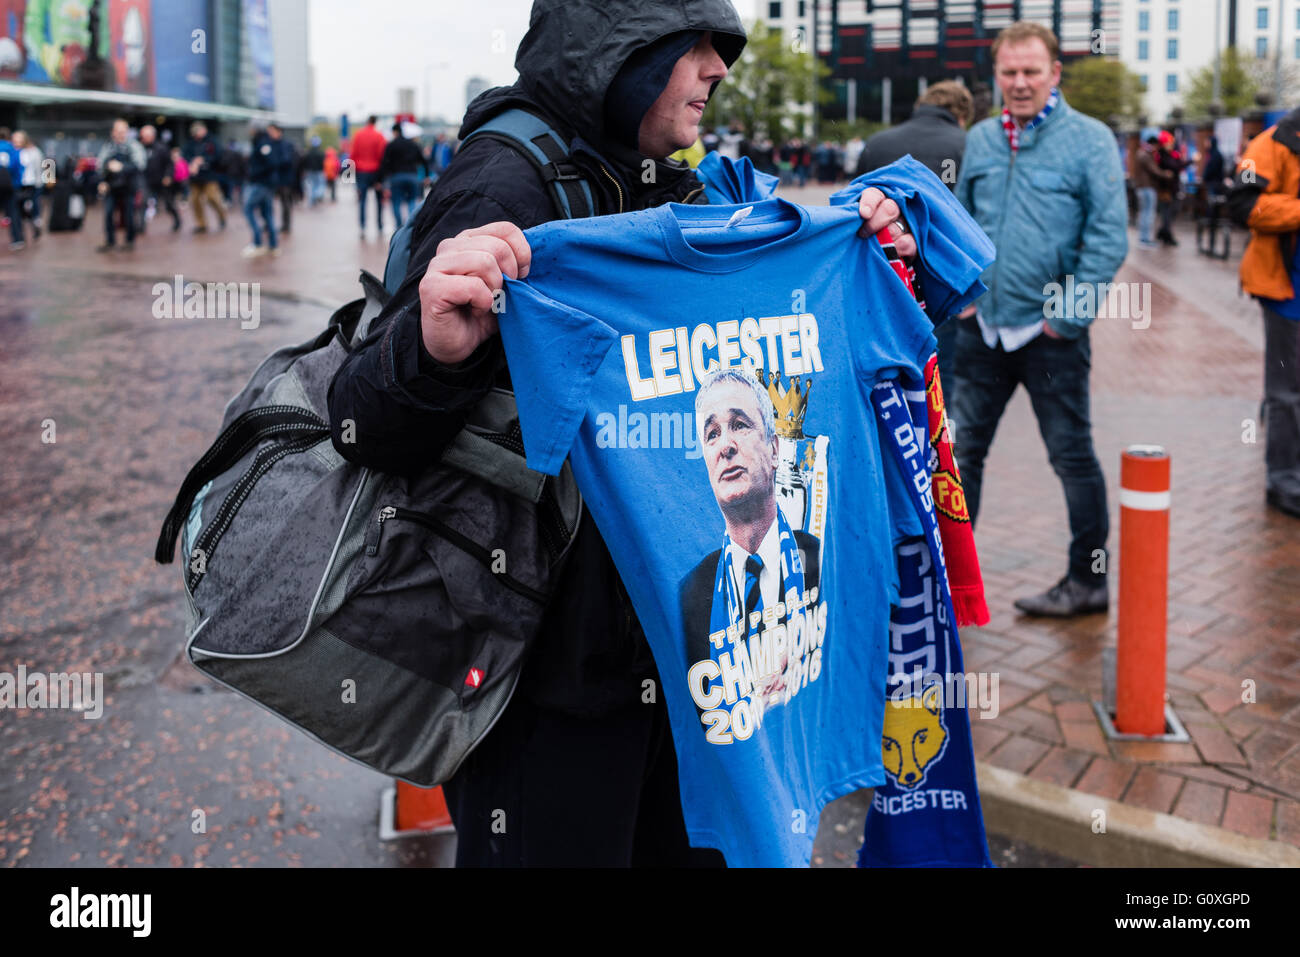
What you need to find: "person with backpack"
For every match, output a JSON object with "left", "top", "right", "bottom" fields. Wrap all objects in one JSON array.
[
  {"left": 326, "top": 0, "right": 914, "bottom": 868},
  {"left": 95, "top": 118, "right": 146, "bottom": 253},
  {"left": 379, "top": 121, "right": 429, "bottom": 229}
]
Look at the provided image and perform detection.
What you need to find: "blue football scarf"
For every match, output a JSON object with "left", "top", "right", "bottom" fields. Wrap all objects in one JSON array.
[{"left": 860, "top": 379, "right": 994, "bottom": 868}]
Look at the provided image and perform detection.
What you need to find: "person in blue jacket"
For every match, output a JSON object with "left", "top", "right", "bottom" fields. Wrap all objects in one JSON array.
[
  {"left": 242, "top": 124, "right": 290, "bottom": 258},
  {"left": 953, "top": 20, "right": 1128, "bottom": 618}
]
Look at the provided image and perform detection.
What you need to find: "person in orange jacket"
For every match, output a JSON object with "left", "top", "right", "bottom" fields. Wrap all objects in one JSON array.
[
  {"left": 323, "top": 146, "right": 340, "bottom": 202},
  {"left": 1228, "top": 106, "right": 1300, "bottom": 519}
]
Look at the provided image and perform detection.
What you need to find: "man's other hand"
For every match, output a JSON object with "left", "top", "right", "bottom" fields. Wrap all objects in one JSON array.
[
  {"left": 858, "top": 187, "right": 916, "bottom": 259},
  {"left": 419, "top": 221, "right": 531, "bottom": 365}
]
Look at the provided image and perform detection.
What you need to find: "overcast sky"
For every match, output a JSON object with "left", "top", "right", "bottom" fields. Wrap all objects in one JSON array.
[{"left": 308, "top": 0, "right": 757, "bottom": 122}]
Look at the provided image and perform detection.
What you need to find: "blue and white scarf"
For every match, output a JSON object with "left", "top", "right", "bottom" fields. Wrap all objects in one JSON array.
[{"left": 858, "top": 378, "right": 993, "bottom": 868}]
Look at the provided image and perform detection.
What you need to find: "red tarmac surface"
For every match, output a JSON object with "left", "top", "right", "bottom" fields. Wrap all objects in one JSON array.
[{"left": 1, "top": 185, "right": 1297, "bottom": 866}]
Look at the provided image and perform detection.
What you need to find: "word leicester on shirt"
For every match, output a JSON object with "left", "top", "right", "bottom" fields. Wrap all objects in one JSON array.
[{"left": 622, "top": 314, "right": 824, "bottom": 402}]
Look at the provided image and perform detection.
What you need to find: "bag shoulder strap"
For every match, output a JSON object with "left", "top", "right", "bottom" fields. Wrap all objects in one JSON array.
[
  {"left": 460, "top": 108, "right": 597, "bottom": 221},
  {"left": 381, "top": 108, "right": 595, "bottom": 295}
]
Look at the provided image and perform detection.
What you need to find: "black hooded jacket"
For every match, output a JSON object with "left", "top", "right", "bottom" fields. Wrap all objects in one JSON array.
[{"left": 327, "top": 0, "right": 746, "bottom": 718}]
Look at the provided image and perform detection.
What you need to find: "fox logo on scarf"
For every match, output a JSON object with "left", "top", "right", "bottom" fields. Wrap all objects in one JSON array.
[{"left": 858, "top": 362, "right": 993, "bottom": 868}]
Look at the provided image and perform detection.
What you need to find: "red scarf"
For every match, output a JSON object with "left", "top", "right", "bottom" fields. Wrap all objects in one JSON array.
[{"left": 880, "top": 238, "right": 990, "bottom": 627}]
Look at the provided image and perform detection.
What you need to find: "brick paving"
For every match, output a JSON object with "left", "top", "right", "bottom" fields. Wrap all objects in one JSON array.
[
  {"left": 966, "top": 215, "right": 1300, "bottom": 854},
  {"left": 2, "top": 184, "right": 1297, "bottom": 865}
]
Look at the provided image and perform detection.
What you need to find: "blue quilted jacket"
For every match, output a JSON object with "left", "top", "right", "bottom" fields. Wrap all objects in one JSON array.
[{"left": 955, "top": 92, "right": 1128, "bottom": 338}]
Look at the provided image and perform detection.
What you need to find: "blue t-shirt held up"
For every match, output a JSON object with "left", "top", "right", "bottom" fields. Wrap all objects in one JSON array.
[{"left": 497, "top": 163, "right": 992, "bottom": 866}]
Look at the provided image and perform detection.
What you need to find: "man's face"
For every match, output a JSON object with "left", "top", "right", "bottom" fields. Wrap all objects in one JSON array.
[
  {"left": 140, "top": 126, "right": 155, "bottom": 145},
  {"left": 698, "top": 380, "right": 778, "bottom": 516},
  {"left": 995, "top": 39, "right": 1060, "bottom": 124},
  {"left": 112, "top": 122, "right": 128, "bottom": 143},
  {"left": 638, "top": 32, "right": 728, "bottom": 158},
  {"left": 268, "top": 125, "right": 281, "bottom": 140}
]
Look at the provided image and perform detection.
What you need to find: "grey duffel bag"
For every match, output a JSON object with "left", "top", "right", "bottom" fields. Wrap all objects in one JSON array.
[{"left": 155, "top": 271, "right": 582, "bottom": 786}]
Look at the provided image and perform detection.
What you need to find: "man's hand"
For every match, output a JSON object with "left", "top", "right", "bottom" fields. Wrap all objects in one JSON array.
[
  {"left": 419, "top": 221, "right": 531, "bottom": 365},
  {"left": 97, "top": 182, "right": 108, "bottom": 196},
  {"left": 858, "top": 187, "right": 916, "bottom": 259}
]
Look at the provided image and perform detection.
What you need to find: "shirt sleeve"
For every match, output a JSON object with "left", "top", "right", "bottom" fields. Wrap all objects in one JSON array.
[
  {"left": 498, "top": 278, "right": 620, "bottom": 476},
  {"left": 831, "top": 156, "right": 995, "bottom": 322},
  {"left": 696, "top": 152, "right": 780, "bottom": 205}
]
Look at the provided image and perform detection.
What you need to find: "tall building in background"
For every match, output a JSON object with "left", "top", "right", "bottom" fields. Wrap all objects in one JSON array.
[
  {"left": 762, "top": 1, "right": 1299, "bottom": 130},
  {"left": 465, "top": 75, "right": 490, "bottom": 111},
  {"left": 765, "top": 1, "right": 1119, "bottom": 125},
  {"left": 268, "top": 0, "right": 313, "bottom": 133},
  {"left": 1120, "top": 0, "right": 1300, "bottom": 122}
]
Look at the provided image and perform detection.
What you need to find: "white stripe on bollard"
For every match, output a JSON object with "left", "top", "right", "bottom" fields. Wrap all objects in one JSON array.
[{"left": 1119, "top": 488, "right": 1171, "bottom": 511}]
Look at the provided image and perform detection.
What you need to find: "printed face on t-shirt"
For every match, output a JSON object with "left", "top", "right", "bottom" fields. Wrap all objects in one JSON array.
[{"left": 696, "top": 377, "right": 778, "bottom": 520}]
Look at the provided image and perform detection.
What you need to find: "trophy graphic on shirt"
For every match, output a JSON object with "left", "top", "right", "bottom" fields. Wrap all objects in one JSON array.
[{"left": 758, "top": 370, "right": 829, "bottom": 541}]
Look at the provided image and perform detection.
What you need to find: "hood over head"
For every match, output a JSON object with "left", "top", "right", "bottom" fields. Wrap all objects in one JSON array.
[{"left": 461, "top": 0, "right": 746, "bottom": 151}]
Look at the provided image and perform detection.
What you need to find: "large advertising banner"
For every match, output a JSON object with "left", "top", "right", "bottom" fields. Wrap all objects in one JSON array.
[
  {"left": 242, "top": 0, "right": 273, "bottom": 110},
  {"left": 152, "top": 0, "right": 211, "bottom": 101},
  {"left": 109, "top": 0, "right": 153, "bottom": 94},
  {"left": 0, "top": 0, "right": 212, "bottom": 100}
]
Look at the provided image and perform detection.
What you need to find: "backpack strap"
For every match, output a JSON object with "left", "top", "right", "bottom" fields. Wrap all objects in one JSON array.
[
  {"left": 381, "top": 108, "right": 596, "bottom": 295},
  {"left": 460, "top": 108, "right": 597, "bottom": 221}
]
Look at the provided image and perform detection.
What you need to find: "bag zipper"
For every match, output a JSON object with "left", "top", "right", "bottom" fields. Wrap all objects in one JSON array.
[{"left": 366, "top": 505, "right": 548, "bottom": 605}]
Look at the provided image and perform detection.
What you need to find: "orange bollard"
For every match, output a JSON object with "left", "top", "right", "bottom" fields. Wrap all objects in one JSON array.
[
  {"left": 1115, "top": 445, "right": 1171, "bottom": 736},
  {"left": 395, "top": 781, "right": 454, "bottom": 833}
]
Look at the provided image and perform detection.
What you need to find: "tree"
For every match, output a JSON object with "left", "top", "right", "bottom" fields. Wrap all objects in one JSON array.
[
  {"left": 1182, "top": 47, "right": 1256, "bottom": 116},
  {"left": 702, "top": 20, "right": 831, "bottom": 142},
  {"left": 1060, "top": 56, "right": 1145, "bottom": 124},
  {"left": 1174, "top": 45, "right": 1300, "bottom": 118},
  {"left": 307, "top": 122, "right": 341, "bottom": 150}
]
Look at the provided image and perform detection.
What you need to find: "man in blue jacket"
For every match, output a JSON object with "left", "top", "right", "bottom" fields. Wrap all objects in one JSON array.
[{"left": 953, "top": 21, "right": 1128, "bottom": 617}]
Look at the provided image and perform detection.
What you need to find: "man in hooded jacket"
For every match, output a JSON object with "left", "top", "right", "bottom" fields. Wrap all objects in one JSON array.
[{"left": 327, "top": 0, "right": 913, "bottom": 867}]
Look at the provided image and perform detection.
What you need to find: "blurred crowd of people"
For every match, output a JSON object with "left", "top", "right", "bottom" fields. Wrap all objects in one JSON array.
[{"left": 0, "top": 117, "right": 459, "bottom": 257}]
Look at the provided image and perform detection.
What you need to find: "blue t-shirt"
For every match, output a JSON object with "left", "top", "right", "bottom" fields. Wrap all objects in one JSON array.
[{"left": 497, "top": 171, "right": 990, "bottom": 867}]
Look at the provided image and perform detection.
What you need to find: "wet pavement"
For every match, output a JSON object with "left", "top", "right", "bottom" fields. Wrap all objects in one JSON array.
[{"left": 3, "top": 185, "right": 1278, "bottom": 867}]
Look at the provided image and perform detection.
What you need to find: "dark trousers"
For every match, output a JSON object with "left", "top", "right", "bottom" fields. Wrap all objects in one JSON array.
[
  {"left": 356, "top": 171, "right": 384, "bottom": 230},
  {"left": 149, "top": 183, "right": 181, "bottom": 229},
  {"left": 442, "top": 690, "right": 726, "bottom": 867},
  {"left": 1262, "top": 305, "right": 1300, "bottom": 504},
  {"left": 277, "top": 185, "right": 294, "bottom": 233},
  {"left": 1, "top": 188, "right": 20, "bottom": 243},
  {"left": 950, "top": 318, "right": 1109, "bottom": 586},
  {"left": 103, "top": 186, "right": 136, "bottom": 244}
]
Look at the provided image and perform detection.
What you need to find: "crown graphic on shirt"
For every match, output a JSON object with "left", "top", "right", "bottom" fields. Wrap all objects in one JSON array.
[{"left": 757, "top": 369, "right": 810, "bottom": 439}]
